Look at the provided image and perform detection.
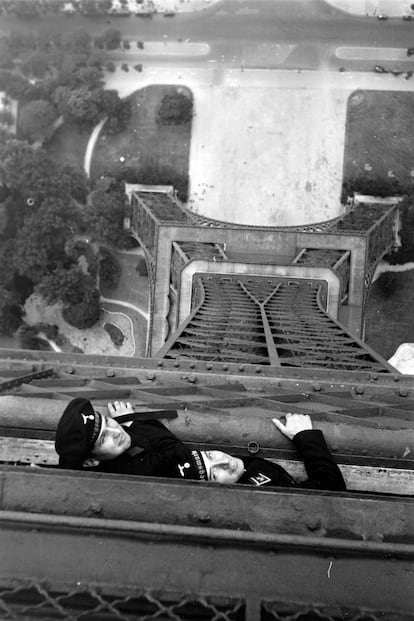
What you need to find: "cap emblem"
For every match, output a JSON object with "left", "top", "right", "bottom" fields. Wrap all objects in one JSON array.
[{"left": 81, "top": 413, "right": 95, "bottom": 425}]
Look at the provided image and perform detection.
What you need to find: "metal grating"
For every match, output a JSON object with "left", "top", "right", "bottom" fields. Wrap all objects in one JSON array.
[
  {"left": 0, "top": 582, "right": 245, "bottom": 621},
  {"left": 161, "top": 275, "right": 391, "bottom": 372},
  {"left": 0, "top": 581, "right": 410, "bottom": 621},
  {"left": 137, "top": 193, "right": 192, "bottom": 223}
]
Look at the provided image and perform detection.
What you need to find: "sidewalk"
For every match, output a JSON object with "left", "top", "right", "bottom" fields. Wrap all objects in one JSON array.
[{"left": 325, "top": 0, "right": 414, "bottom": 17}]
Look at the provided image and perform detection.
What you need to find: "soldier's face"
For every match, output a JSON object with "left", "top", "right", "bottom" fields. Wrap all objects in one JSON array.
[
  {"left": 202, "top": 450, "right": 245, "bottom": 484},
  {"left": 92, "top": 415, "right": 131, "bottom": 460}
]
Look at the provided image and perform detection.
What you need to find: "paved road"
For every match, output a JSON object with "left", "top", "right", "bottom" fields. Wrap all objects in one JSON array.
[{"left": 2, "top": 0, "right": 414, "bottom": 71}]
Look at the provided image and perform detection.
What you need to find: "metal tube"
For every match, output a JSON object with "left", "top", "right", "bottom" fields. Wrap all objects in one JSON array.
[
  {"left": 1, "top": 510, "right": 413, "bottom": 558},
  {"left": 1, "top": 395, "right": 413, "bottom": 460}
]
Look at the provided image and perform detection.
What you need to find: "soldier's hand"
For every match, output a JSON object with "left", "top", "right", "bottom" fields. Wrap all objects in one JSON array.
[
  {"left": 272, "top": 413, "right": 312, "bottom": 440},
  {"left": 107, "top": 401, "right": 134, "bottom": 417}
]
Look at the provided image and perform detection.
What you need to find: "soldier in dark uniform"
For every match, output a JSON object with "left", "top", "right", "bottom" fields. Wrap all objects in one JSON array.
[{"left": 55, "top": 398, "right": 346, "bottom": 491}]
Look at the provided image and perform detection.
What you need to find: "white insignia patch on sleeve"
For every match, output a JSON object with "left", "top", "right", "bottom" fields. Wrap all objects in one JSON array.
[{"left": 249, "top": 472, "right": 271, "bottom": 486}]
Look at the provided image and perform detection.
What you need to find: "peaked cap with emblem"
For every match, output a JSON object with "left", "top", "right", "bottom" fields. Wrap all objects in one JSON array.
[
  {"left": 55, "top": 398, "right": 103, "bottom": 469},
  {"left": 177, "top": 450, "right": 208, "bottom": 480}
]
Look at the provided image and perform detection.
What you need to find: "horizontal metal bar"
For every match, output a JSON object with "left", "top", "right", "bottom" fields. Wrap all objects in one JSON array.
[{"left": 1, "top": 510, "right": 414, "bottom": 558}]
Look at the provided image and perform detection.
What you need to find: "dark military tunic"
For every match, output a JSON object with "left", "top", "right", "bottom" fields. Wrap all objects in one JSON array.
[{"left": 91, "top": 419, "right": 346, "bottom": 491}]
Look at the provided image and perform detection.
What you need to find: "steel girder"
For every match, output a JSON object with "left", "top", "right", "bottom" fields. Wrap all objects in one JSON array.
[{"left": 161, "top": 275, "right": 392, "bottom": 371}]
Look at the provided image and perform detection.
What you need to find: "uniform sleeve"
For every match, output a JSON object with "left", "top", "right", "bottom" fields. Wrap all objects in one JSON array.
[
  {"left": 292, "top": 429, "right": 346, "bottom": 491},
  {"left": 130, "top": 419, "right": 184, "bottom": 452}
]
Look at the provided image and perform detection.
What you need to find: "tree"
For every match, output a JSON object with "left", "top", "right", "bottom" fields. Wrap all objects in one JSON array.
[
  {"left": 12, "top": 198, "right": 78, "bottom": 282},
  {"left": 0, "top": 303, "right": 23, "bottom": 335},
  {"left": 100, "top": 90, "right": 131, "bottom": 134},
  {"left": 156, "top": 92, "right": 193, "bottom": 126},
  {"left": 21, "top": 50, "right": 50, "bottom": 78},
  {"left": 85, "top": 181, "right": 127, "bottom": 245},
  {"left": 57, "top": 164, "right": 89, "bottom": 203},
  {"left": 35, "top": 265, "right": 96, "bottom": 306},
  {"left": 18, "top": 99, "right": 58, "bottom": 142},
  {"left": 0, "top": 138, "right": 89, "bottom": 205},
  {"left": 66, "top": 28, "right": 91, "bottom": 53},
  {"left": 56, "top": 85, "right": 101, "bottom": 125},
  {"left": 102, "top": 28, "right": 121, "bottom": 50},
  {"left": 17, "top": 323, "right": 51, "bottom": 351},
  {"left": 98, "top": 247, "right": 121, "bottom": 289},
  {"left": 62, "top": 288, "right": 101, "bottom": 329},
  {"left": 0, "top": 70, "right": 36, "bottom": 100}
]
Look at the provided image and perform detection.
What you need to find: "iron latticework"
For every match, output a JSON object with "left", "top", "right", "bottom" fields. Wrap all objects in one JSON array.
[
  {"left": 0, "top": 350, "right": 413, "bottom": 620},
  {"left": 0, "top": 189, "right": 408, "bottom": 619},
  {"left": 0, "top": 579, "right": 412, "bottom": 621},
  {"left": 160, "top": 275, "right": 392, "bottom": 371}
]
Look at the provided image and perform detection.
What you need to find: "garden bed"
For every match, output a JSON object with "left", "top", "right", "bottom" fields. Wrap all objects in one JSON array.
[{"left": 90, "top": 85, "right": 192, "bottom": 200}]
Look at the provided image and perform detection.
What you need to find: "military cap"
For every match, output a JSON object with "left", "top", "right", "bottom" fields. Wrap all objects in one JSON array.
[
  {"left": 55, "top": 398, "right": 103, "bottom": 469},
  {"left": 176, "top": 449, "right": 208, "bottom": 480}
]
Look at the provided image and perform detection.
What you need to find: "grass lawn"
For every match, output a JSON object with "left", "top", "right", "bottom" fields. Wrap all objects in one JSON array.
[
  {"left": 45, "top": 120, "right": 90, "bottom": 169},
  {"left": 343, "top": 91, "right": 414, "bottom": 193},
  {"left": 365, "top": 270, "right": 414, "bottom": 360},
  {"left": 90, "top": 85, "right": 192, "bottom": 200}
]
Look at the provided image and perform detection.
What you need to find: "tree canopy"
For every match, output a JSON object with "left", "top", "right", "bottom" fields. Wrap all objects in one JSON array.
[
  {"left": 18, "top": 99, "right": 59, "bottom": 143},
  {"left": 85, "top": 179, "right": 127, "bottom": 246},
  {"left": 12, "top": 198, "right": 77, "bottom": 282},
  {"left": 156, "top": 92, "right": 193, "bottom": 126},
  {"left": 35, "top": 265, "right": 96, "bottom": 306}
]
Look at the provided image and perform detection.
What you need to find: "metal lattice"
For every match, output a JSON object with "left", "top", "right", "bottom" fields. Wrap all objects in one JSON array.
[
  {"left": 0, "top": 582, "right": 245, "bottom": 621},
  {"left": 0, "top": 581, "right": 410, "bottom": 621},
  {"left": 161, "top": 275, "right": 391, "bottom": 371}
]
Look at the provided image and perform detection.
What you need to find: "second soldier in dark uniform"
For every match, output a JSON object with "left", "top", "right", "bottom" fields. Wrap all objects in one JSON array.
[{"left": 55, "top": 398, "right": 346, "bottom": 491}]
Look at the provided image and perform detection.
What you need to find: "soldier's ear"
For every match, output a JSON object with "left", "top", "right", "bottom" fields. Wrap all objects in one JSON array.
[{"left": 82, "top": 457, "right": 100, "bottom": 468}]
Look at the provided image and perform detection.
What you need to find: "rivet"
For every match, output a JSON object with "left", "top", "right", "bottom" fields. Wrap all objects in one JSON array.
[
  {"left": 88, "top": 503, "right": 102, "bottom": 516},
  {"left": 206, "top": 364, "right": 212, "bottom": 370},
  {"left": 174, "top": 361, "right": 180, "bottom": 367},
  {"left": 147, "top": 372, "right": 155, "bottom": 380},
  {"left": 106, "top": 369, "right": 115, "bottom": 377},
  {"left": 188, "top": 374, "right": 197, "bottom": 383},
  {"left": 223, "top": 365, "right": 228, "bottom": 371},
  {"left": 370, "top": 373, "right": 379, "bottom": 381},
  {"left": 239, "top": 365, "right": 245, "bottom": 372},
  {"left": 306, "top": 518, "right": 322, "bottom": 531},
  {"left": 312, "top": 383, "right": 321, "bottom": 392},
  {"left": 197, "top": 512, "right": 210, "bottom": 523},
  {"left": 393, "top": 376, "right": 400, "bottom": 382},
  {"left": 255, "top": 367, "right": 262, "bottom": 373},
  {"left": 247, "top": 441, "right": 260, "bottom": 454},
  {"left": 65, "top": 366, "right": 75, "bottom": 375},
  {"left": 355, "top": 385, "right": 364, "bottom": 395},
  {"left": 399, "top": 388, "right": 408, "bottom": 397},
  {"left": 189, "top": 363, "right": 195, "bottom": 369},
  {"left": 157, "top": 360, "right": 163, "bottom": 367}
]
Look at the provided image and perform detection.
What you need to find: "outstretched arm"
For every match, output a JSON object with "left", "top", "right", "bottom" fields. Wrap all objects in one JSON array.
[{"left": 272, "top": 414, "right": 346, "bottom": 491}]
